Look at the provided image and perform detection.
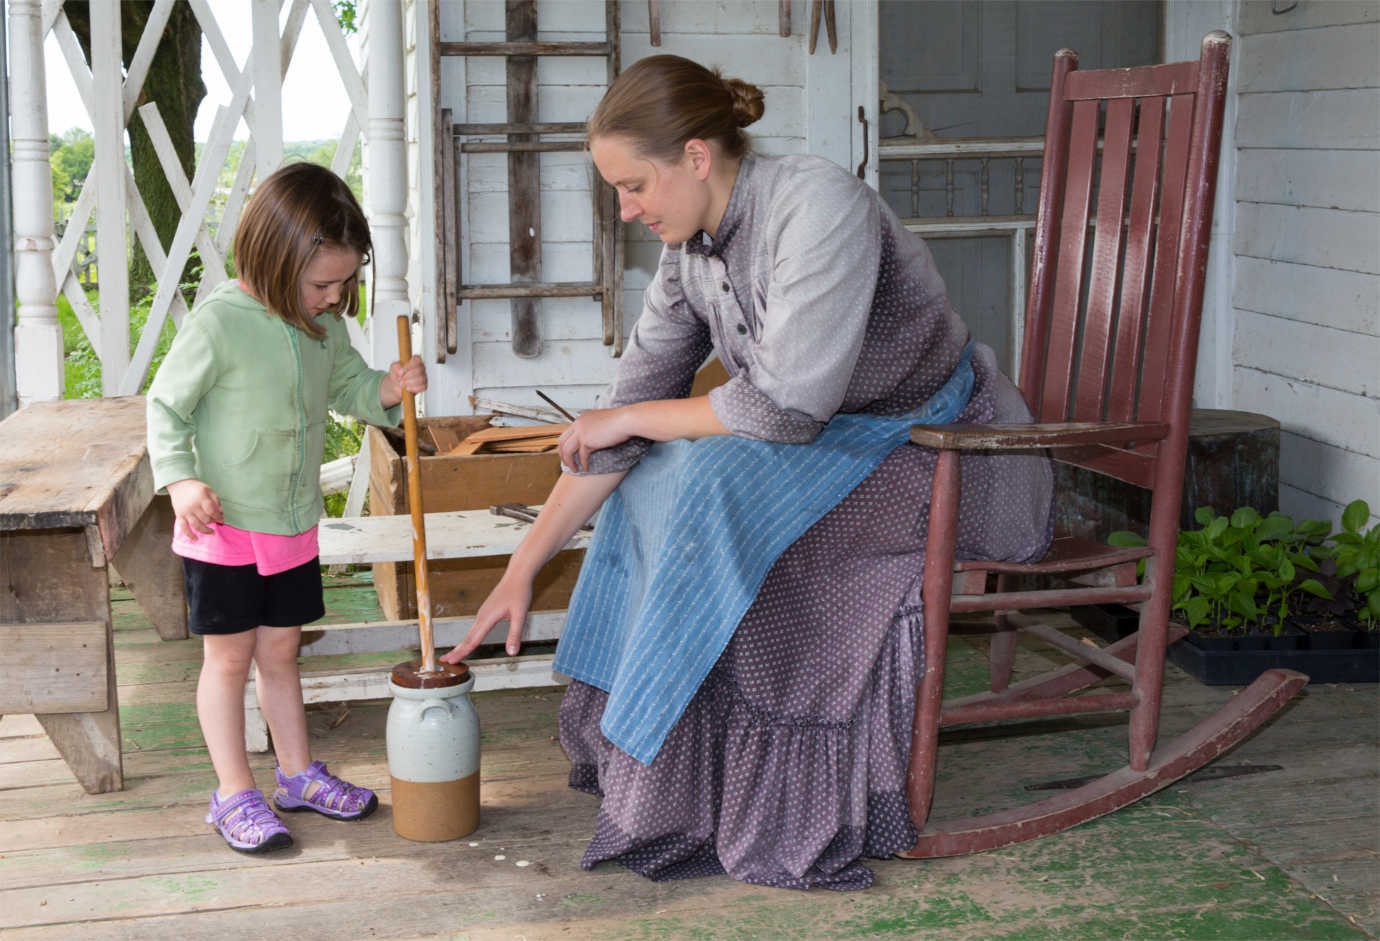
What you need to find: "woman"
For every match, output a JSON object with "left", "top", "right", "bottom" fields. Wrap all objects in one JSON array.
[{"left": 443, "top": 54, "right": 1052, "bottom": 890}]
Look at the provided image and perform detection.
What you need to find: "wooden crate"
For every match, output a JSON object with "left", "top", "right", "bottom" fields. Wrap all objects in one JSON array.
[
  {"left": 365, "top": 415, "right": 580, "bottom": 620},
  {"left": 1053, "top": 409, "right": 1280, "bottom": 543}
]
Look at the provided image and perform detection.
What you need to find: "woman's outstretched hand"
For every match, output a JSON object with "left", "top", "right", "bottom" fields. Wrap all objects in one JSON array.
[
  {"left": 440, "top": 571, "right": 533, "bottom": 664},
  {"left": 557, "top": 407, "right": 632, "bottom": 473}
]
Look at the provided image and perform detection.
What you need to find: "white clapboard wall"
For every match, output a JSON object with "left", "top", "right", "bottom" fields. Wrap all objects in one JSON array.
[
  {"left": 1228, "top": 1, "right": 1380, "bottom": 528},
  {"left": 418, "top": 0, "right": 811, "bottom": 419}
]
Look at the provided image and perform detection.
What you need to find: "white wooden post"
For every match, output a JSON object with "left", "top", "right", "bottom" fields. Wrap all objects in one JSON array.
[
  {"left": 366, "top": 0, "right": 410, "bottom": 370},
  {"left": 91, "top": 1, "right": 130, "bottom": 394},
  {"left": 9, "top": 0, "right": 63, "bottom": 404},
  {"left": 252, "top": 0, "right": 285, "bottom": 174}
]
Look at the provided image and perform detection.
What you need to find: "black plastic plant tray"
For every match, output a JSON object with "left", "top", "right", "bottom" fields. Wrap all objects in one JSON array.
[{"left": 1070, "top": 604, "right": 1380, "bottom": 685}]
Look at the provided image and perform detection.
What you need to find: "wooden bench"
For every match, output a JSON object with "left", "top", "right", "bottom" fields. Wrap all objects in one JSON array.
[
  {"left": 243, "top": 508, "right": 591, "bottom": 751},
  {"left": 0, "top": 397, "right": 186, "bottom": 793}
]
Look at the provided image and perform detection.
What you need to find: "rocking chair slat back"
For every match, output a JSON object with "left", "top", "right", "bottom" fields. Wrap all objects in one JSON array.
[
  {"left": 1020, "top": 40, "right": 1230, "bottom": 491},
  {"left": 1137, "top": 95, "right": 1197, "bottom": 436},
  {"left": 1038, "top": 97, "right": 1099, "bottom": 423},
  {"left": 1106, "top": 96, "right": 1165, "bottom": 423},
  {"left": 1074, "top": 95, "right": 1135, "bottom": 423}
]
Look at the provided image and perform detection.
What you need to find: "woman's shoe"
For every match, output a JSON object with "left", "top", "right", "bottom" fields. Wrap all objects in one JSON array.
[
  {"left": 273, "top": 760, "right": 378, "bottom": 820},
  {"left": 206, "top": 787, "right": 293, "bottom": 853}
]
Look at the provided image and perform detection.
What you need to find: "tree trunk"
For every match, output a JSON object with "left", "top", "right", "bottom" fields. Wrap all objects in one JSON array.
[{"left": 65, "top": 2, "right": 205, "bottom": 298}]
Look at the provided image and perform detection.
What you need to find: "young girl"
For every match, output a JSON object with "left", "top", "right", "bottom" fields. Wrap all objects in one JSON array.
[
  {"left": 441, "top": 55, "right": 1052, "bottom": 889},
  {"left": 147, "top": 161, "right": 426, "bottom": 853}
]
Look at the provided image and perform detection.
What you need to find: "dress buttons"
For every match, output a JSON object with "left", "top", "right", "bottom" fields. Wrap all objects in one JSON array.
[
  {"left": 737, "top": 323, "right": 748, "bottom": 335},
  {"left": 721, "top": 281, "right": 731, "bottom": 293}
]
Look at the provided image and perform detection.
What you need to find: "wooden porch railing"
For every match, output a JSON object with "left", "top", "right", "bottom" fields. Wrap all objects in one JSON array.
[{"left": 10, "top": 0, "right": 407, "bottom": 405}]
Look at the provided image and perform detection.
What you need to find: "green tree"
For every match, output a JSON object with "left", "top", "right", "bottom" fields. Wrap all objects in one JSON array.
[
  {"left": 332, "top": 2, "right": 358, "bottom": 34},
  {"left": 49, "top": 128, "right": 95, "bottom": 203}
]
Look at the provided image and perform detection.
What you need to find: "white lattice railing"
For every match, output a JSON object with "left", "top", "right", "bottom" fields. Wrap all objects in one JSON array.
[{"left": 10, "top": 0, "right": 408, "bottom": 405}]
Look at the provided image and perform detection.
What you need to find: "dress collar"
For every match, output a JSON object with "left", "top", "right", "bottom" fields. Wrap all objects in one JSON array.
[{"left": 684, "top": 156, "right": 754, "bottom": 258}]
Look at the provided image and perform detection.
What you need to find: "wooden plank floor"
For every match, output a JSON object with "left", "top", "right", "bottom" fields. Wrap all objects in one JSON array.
[{"left": 1, "top": 573, "right": 1376, "bottom": 939}]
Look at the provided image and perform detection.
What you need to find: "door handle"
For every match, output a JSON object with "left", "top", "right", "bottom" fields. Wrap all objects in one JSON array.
[{"left": 857, "top": 106, "right": 869, "bottom": 179}]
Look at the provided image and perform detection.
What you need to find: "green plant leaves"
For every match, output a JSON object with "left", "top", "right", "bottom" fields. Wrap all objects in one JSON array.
[
  {"left": 1341, "top": 499, "right": 1370, "bottom": 534},
  {"left": 1121, "top": 500, "right": 1378, "bottom": 633}
]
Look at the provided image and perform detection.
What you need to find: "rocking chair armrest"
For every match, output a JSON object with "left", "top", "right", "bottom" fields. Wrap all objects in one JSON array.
[{"left": 909, "top": 420, "right": 1170, "bottom": 451}]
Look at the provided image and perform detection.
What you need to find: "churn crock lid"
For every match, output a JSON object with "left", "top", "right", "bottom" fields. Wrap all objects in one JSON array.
[{"left": 391, "top": 654, "right": 471, "bottom": 689}]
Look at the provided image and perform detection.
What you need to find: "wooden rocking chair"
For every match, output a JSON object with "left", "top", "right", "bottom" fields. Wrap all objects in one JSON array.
[{"left": 902, "top": 31, "right": 1308, "bottom": 858}]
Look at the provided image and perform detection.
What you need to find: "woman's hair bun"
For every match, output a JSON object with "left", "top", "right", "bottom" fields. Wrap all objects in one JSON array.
[{"left": 722, "top": 76, "right": 765, "bottom": 129}]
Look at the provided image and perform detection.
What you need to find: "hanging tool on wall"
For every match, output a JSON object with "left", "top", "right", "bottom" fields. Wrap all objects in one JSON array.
[
  {"left": 649, "top": 0, "right": 661, "bottom": 45},
  {"left": 808, "top": 0, "right": 837, "bottom": 54},
  {"left": 779, "top": 0, "right": 791, "bottom": 37}
]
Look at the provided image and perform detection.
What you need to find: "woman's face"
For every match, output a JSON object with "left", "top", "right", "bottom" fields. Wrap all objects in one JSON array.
[
  {"left": 300, "top": 245, "right": 361, "bottom": 316},
  {"left": 589, "top": 135, "right": 712, "bottom": 245}
]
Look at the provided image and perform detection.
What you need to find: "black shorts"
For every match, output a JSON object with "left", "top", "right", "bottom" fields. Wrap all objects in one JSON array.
[{"left": 182, "top": 556, "right": 326, "bottom": 636}]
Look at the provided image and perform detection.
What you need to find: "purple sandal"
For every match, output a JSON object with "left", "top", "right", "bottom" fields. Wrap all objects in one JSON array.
[
  {"left": 206, "top": 788, "right": 293, "bottom": 853},
  {"left": 274, "top": 760, "right": 378, "bottom": 820}
]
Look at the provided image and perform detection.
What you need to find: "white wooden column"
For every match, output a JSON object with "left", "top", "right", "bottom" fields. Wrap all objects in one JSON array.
[
  {"left": 366, "top": 0, "right": 410, "bottom": 369},
  {"left": 9, "top": 0, "right": 62, "bottom": 404},
  {"left": 252, "top": 0, "right": 285, "bottom": 174},
  {"left": 92, "top": 1, "right": 129, "bottom": 393}
]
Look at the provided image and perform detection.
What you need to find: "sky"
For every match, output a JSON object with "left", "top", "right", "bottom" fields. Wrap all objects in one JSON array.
[{"left": 43, "top": 4, "right": 355, "bottom": 142}]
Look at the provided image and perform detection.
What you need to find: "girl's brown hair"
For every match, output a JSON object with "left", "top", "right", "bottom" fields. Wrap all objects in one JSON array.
[
  {"left": 233, "top": 161, "right": 371, "bottom": 337},
  {"left": 587, "top": 54, "right": 765, "bottom": 162}
]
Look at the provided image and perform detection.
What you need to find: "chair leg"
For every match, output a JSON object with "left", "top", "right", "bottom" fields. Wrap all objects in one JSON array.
[
  {"left": 989, "top": 574, "right": 1016, "bottom": 693},
  {"left": 907, "top": 450, "right": 961, "bottom": 833},
  {"left": 1129, "top": 559, "right": 1171, "bottom": 770}
]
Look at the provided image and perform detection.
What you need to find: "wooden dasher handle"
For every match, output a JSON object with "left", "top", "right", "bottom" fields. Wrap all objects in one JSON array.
[{"left": 395, "top": 315, "right": 436, "bottom": 673}]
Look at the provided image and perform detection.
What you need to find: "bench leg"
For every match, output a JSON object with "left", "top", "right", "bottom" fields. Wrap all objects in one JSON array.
[
  {"left": 36, "top": 609, "right": 122, "bottom": 794},
  {"left": 3, "top": 529, "right": 125, "bottom": 793},
  {"left": 37, "top": 703, "right": 123, "bottom": 794},
  {"left": 244, "top": 700, "right": 270, "bottom": 753},
  {"left": 112, "top": 495, "right": 187, "bottom": 642}
]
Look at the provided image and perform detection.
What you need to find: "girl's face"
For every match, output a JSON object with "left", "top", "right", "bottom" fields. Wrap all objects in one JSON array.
[
  {"left": 300, "top": 245, "right": 361, "bottom": 316},
  {"left": 589, "top": 135, "right": 713, "bottom": 245}
]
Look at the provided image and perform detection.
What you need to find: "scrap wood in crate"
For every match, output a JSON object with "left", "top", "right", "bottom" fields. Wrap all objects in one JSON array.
[
  {"left": 443, "top": 422, "right": 568, "bottom": 456},
  {"left": 365, "top": 414, "right": 582, "bottom": 621}
]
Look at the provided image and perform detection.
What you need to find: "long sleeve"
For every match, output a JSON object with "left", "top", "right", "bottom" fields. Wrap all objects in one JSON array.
[
  {"left": 579, "top": 246, "right": 714, "bottom": 475},
  {"left": 146, "top": 313, "right": 222, "bottom": 492},
  {"left": 707, "top": 162, "right": 881, "bottom": 443},
  {"left": 324, "top": 315, "right": 402, "bottom": 427}
]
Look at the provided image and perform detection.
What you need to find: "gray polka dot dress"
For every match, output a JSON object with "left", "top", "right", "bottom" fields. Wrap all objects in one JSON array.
[{"left": 562, "top": 155, "right": 1054, "bottom": 890}]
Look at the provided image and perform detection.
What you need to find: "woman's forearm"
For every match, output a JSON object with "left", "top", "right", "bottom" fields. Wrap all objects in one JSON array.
[
  {"left": 621, "top": 394, "right": 728, "bottom": 443},
  {"left": 506, "top": 469, "right": 626, "bottom": 579}
]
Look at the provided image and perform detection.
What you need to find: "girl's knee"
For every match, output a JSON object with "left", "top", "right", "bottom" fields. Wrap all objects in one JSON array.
[
  {"left": 202, "top": 632, "right": 258, "bottom": 677},
  {"left": 253, "top": 627, "right": 302, "bottom": 672}
]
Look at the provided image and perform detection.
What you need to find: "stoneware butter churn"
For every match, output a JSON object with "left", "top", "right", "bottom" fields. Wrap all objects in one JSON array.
[{"left": 386, "top": 656, "right": 480, "bottom": 841}]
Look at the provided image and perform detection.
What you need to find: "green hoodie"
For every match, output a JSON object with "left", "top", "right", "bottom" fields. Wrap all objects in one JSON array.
[{"left": 146, "top": 280, "right": 401, "bottom": 535}]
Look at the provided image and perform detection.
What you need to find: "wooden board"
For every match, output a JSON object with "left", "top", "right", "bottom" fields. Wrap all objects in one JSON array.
[
  {"left": 507, "top": 0, "right": 542, "bottom": 357},
  {"left": 0, "top": 396, "right": 152, "bottom": 561},
  {"left": 0, "top": 621, "right": 107, "bottom": 713},
  {"left": 316, "top": 507, "right": 591, "bottom": 566}
]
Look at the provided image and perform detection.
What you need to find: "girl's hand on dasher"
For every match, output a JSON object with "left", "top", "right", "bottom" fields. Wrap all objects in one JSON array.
[
  {"left": 557, "top": 407, "right": 631, "bottom": 473},
  {"left": 166, "top": 478, "right": 223, "bottom": 540},
  {"left": 381, "top": 355, "right": 428, "bottom": 406},
  {"left": 440, "top": 571, "right": 533, "bottom": 663}
]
